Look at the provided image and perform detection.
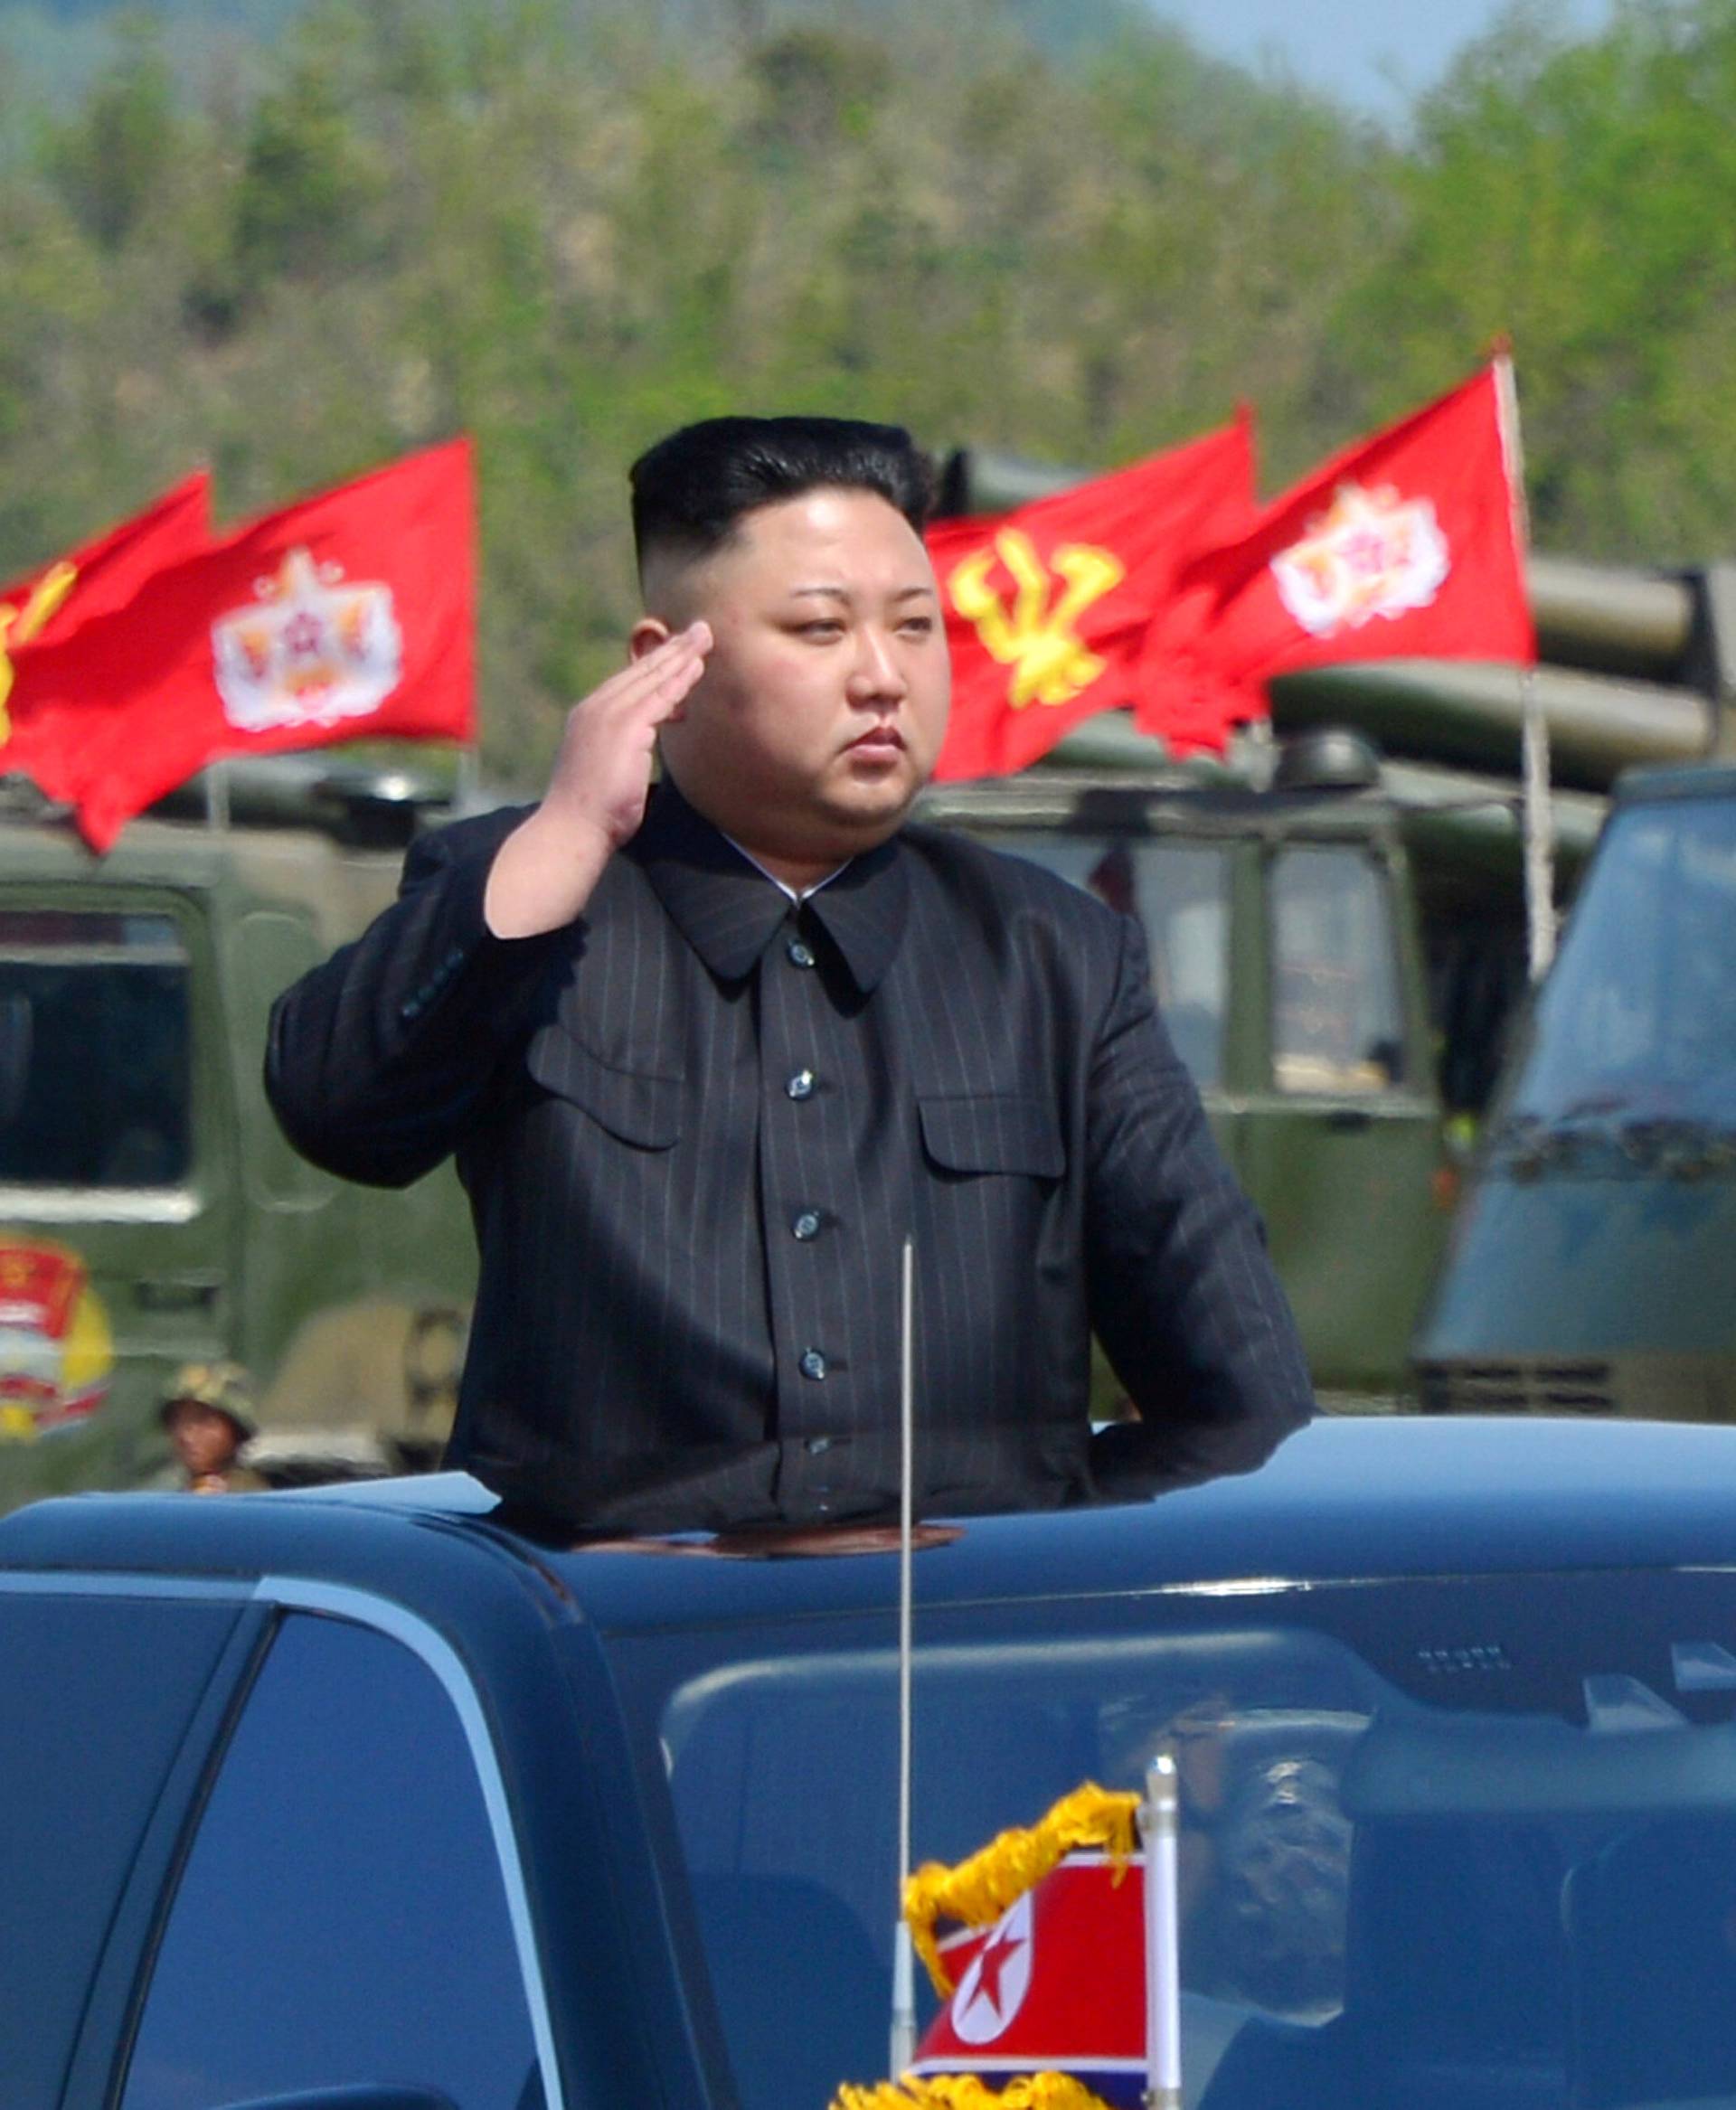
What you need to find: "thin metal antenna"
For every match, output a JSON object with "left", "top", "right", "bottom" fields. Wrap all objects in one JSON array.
[
  {"left": 889, "top": 1232, "right": 917, "bottom": 2078},
  {"left": 1141, "top": 1752, "right": 1183, "bottom": 2110}
]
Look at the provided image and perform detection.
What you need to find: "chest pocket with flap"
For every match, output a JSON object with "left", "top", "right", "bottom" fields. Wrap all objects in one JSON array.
[
  {"left": 526, "top": 1025, "right": 682, "bottom": 1149},
  {"left": 918, "top": 1093, "right": 1065, "bottom": 1179}
]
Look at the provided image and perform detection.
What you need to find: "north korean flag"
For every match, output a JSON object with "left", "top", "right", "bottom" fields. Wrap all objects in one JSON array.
[{"left": 910, "top": 1851, "right": 1148, "bottom": 2109}]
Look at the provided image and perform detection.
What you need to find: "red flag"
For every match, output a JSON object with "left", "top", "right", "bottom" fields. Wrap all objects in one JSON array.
[
  {"left": 911, "top": 1851, "right": 1147, "bottom": 2108},
  {"left": 13, "top": 439, "right": 473, "bottom": 851},
  {"left": 929, "top": 417, "right": 1257, "bottom": 781},
  {"left": 1150, "top": 363, "right": 1534, "bottom": 730},
  {"left": 0, "top": 474, "right": 212, "bottom": 782}
]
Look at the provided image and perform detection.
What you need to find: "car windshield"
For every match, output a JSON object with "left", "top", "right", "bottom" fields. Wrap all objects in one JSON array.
[
  {"left": 605, "top": 1562, "right": 1736, "bottom": 2110},
  {"left": 1506, "top": 795, "right": 1736, "bottom": 1135}
]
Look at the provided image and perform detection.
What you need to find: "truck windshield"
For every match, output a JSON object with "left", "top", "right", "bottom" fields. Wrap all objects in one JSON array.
[
  {"left": 606, "top": 1562, "right": 1736, "bottom": 2110},
  {"left": 1508, "top": 796, "right": 1736, "bottom": 1132},
  {"left": 0, "top": 909, "right": 193, "bottom": 1189}
]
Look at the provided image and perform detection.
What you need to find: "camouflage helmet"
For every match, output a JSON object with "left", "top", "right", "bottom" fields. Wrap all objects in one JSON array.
[{"left": 159, "top": 1360, "right": 257, "bottom": 1441}]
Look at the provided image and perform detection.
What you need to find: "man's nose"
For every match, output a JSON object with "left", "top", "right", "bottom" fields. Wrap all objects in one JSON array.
[{"left": 846, "top": 626, "right": 909, "bottom": 705}]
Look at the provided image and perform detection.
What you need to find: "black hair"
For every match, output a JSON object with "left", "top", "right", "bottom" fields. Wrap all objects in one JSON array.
[{"left": 629, "top": 415, "right": 932, "bottom": 571}]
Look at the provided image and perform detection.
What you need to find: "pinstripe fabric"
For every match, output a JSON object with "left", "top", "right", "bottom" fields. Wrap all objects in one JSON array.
[{"left": 266, "top": 784, "right": 1312, "bottom": 1531}]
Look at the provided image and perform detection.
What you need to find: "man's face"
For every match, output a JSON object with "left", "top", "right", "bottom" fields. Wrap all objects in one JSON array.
[
  {"left": 646, "top": 488, "right": 949, "bottom": 874},
  {"left": 165, "top": 1399, "right": 240, "bottom": 1479}
]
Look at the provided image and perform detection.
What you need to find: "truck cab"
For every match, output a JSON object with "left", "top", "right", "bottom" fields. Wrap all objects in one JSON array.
[
  {"left": 0, "top": 764, "right": 477, "bottom": 1503},
  {"left": 1414, "top": 763, "right": 1736, "bottom": 1419}
]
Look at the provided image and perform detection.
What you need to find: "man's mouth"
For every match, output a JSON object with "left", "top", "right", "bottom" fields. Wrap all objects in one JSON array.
[{"left": 847, "top": 725, "right": 904, "bottom": 751}]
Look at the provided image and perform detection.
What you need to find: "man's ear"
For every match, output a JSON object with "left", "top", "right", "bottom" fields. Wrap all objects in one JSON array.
[{"left": 629, "top": 616, "right": 673, "bottom": 662}]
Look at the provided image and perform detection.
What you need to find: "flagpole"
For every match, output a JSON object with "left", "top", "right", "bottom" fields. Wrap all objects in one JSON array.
[
  {"left": 454, "top": 738, "right": 482, "bottom": 813},
  {"left": 890, "top": 1232, "right": 918, "bottom": 2079},
  {"left": 1493, "top": 349, "right": 1557, "bottom": 982},
  {"left": 1141, "top": 1753, "right": 1182, "bottom": 2110},
  {"left": 1521, "top": 670, "right": 1557, "bottom": 980},
  {"left": 203, "top": 758, "right": 231, "bottom": 833}
]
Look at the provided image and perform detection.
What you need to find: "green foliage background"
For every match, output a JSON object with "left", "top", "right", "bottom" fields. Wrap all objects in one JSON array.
[{"left": 0, "top": 0, "right": 1731, "bottom": 778}]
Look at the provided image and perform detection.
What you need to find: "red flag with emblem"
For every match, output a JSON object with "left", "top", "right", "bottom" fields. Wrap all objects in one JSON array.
[
  {"left": 1147, "top": 361, "right": 1534, "bottom": 733},
  {"left": 0, "top": 473, "right": 212, "bottom": 787},
  {"left": 11, "top": 438, "right": 473, "bottom": 852},
  {"left": 929, "top": 417, "right": 1258, "bottom": 781}
]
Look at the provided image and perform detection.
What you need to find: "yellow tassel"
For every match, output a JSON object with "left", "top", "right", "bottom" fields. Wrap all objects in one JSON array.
[
  {"left": 831, "top": 2073, "right": 1117, "bottom": 2110},
  {"left": 902, "top": 1781, "right": 1141, "bottom": 1996}
]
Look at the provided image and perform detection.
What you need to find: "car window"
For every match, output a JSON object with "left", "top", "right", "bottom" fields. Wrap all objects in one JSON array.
[
  {"left": 0, "top": 1591, "right": 243, "bottom": 2110},
  {"left": 0, "top": 908, "right": 193, "bottom": 1188},
  {"left": 1269, "top": 845, "right": 1406, "bottom": 1093},
  {"left": 609, "top": 1565, "right": 1736, "bottom": 2110},
  {"left": 977, "top": 834, "right": 1231, "bottom": 1087},
  {"left": 120, "top": 1610, "right": 542, "bottom": 2110}
]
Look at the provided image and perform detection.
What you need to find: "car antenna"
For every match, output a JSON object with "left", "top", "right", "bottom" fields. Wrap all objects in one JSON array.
[
  {"left": 890, "top": 1231, "right": 918, "bottom": 2080},
  {"left": 1143, "top": 1749, "right": 1184, "bottom": 2110}
]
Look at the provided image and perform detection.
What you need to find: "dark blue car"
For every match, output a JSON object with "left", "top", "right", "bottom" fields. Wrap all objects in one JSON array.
[{"left": 6, "top": 1415, "right": 1736, "bottom": 2110}]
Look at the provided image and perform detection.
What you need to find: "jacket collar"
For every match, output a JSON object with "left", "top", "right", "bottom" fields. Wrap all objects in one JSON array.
[{"left": 632, "top": 781, "right": 908, "bottom": 994}]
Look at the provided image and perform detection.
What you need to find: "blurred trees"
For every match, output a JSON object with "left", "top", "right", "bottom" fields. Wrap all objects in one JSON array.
[
  {"left": 1337, "top": 0, "right": 1736, "bottom": 557},
  {"left": 0, "top": 0, "right": 1729, "bottom": 779}
]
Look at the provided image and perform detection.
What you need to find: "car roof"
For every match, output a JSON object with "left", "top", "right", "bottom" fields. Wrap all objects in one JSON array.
[{"left": 4, "top": 1418, "right": 1735, "bottom": 1642}]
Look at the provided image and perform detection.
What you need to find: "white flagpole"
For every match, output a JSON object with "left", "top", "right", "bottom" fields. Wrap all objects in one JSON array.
[
  {"left": 890, "top": 1232, "right": 918, "bottom": 2078},
  {"left": 1142, "top": 1753, "right": 1183, "bottom": 2110},
  {"left": 1522, "top": 670, "right": 1557, "bottom": 980},
  {"left": 454, "top": 738, "right": 482, "bottom": 813},
  {"left": 1494, "top": 348, "right": 1557, "bottom": 982}
]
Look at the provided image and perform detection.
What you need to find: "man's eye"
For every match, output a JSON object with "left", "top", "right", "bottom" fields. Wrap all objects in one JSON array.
[
  {"left": 900, "top": 617, "right": 937, "bottom": 638},
  {"left": 796, "top": 620, "right": 844, "bottom": 639}
]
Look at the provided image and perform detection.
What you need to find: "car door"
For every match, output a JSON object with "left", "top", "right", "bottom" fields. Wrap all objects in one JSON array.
[
  {"left": 0, "top": 1582, "right": 250, "bottom": 2110},
  {"left": 111, "top": 1603, "right": 558, "bottom": 2110}
]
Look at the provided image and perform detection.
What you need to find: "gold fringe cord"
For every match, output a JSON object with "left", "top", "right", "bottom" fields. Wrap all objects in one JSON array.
[
  {"left": 902, "top": 1781, "right": 1140, "bottom": 1996},
  {"left": 833, "top": 2073, "right": 1117, "bottom": 2110}
]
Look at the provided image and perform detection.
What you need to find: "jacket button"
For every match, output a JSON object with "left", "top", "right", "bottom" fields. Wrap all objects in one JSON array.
[
  {"left": 806, "top": 1435, "right": 832, "bottom": 1455},
  {"left": 792, "top": 1210, "right": 822, "bottom": 1240},
  {"left": 799, "top": 1348, "right": 827, "bottom": 1380},
  {"left": 786, "top": 1069, "right": 816, "bottom": 1101},
  {"left": 787, "top": 939, "right": 816, "bottom": 968}
]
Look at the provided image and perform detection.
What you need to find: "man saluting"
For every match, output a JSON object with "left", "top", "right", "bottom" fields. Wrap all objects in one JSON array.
[{"left": 266, "top": 416, "right": 1311, "bottom": 1532}]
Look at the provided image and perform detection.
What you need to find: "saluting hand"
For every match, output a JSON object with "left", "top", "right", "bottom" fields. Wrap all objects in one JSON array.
[{"left": 485, "top": 622, "right": 712, "bottom": 939}]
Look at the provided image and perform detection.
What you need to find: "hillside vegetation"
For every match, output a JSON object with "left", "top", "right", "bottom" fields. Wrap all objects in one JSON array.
[{"left": 0, "top": 0, "right": 1731, "bottom": 776}]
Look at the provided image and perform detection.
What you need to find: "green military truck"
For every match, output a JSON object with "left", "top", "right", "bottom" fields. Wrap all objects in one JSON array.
[{"left": 0, "top": 762, "right": 477, "bottom": 1503}]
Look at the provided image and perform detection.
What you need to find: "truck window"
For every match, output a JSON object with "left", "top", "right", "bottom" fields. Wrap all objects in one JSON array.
[
  {"left": 1509, "top": 796, "right": 1736, "bottom": 1128},
  {"left": 979, "top": 835, "right": 1231, "bottom": 1087},
  {"left": 0, "top": 909, "right": 192, "bottom": 1189},
  {"left": 1269, "top": 846, "right": 1406, "bottom": 1094},
  {"left": 120, "top": 1611, "right": 542, "bottom": 2110}
]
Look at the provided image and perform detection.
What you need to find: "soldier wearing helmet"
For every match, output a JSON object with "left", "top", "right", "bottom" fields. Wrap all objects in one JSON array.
[{"left": 159, "top": 1361, "right": 267, "bottom": 1494}]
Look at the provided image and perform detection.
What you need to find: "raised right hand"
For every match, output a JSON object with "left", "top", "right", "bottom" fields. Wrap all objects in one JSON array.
[{"left": 485, "top": 622, "right": 712, "bottom": 938}]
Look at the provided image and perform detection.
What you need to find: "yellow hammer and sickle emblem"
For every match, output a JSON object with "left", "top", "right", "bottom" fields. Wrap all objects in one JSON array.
[
  {"left": 948, "top": 530, "right": 1126, "bottom": 709},
  {"left": 0, "top": 560, "right": 78, "bottom": 748}
]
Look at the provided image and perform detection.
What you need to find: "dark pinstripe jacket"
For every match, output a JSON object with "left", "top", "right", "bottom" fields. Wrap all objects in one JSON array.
[{"left": 266, "top": 783, "right": 1311, "bottom": 1531}]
